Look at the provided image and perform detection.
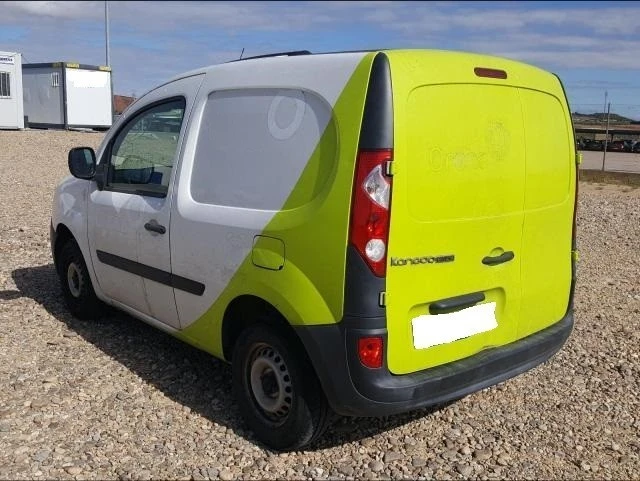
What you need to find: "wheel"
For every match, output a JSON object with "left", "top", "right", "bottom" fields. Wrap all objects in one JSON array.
[
  {"left": 57, "top": 240, "right": 102, "bottom": 319},
  {"left": 232, "top": 324, "right": 332, "bottom": 451}
]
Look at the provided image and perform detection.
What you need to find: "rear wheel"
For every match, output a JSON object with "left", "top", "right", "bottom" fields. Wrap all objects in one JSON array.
[
  {"left": 232, "top": 324, "right": 332, "bottom": 451},
  {"left": 57, "top": 240, "right": 102, "bottom": 319}
]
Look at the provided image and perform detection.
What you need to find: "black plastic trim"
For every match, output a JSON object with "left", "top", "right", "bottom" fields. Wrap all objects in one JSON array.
[
  {"left": 482, "top": 251, "right": 515, "bottom": 266},
  {"left": 96, "top": 250, "right": 205, "bottom": 296},
  {"left": 143, "top": 222, "right": 166, "bottom": 234},
  {"left": 358, "top": 52, "right": 393, "bottom": 150},
  {"left": 296, "top": 310, "right": 574, "bottom": 417},
  {"left": 429, "top": 292, "right": 485, "bottom": 315},
  {"left": 343, "top": 246, "right": 386, "bottom": 321},
  {"left": 227, "top": 50, "right": 312, "bottom": 63}
]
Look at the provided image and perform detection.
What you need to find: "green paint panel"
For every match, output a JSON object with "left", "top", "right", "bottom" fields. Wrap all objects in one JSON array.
[
  {"left": 383, "top": 50, "right": 575, "bottom": 375},
  {"left": 176, "top": 53, "right": 376, "bottom": 359}
]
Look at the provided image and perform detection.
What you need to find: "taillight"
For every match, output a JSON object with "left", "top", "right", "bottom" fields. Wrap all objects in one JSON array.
[
  {"left": 358, "top": 336, "right": 383, "bottom": 369},
  {"left": 349, "top": 149, "right": 393, "bottom": 277}
]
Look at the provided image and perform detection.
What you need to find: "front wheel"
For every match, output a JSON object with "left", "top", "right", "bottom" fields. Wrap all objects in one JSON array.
[
  {"left": 232, "top": 324, "right": 332, "bottom": 451},
  {"left": 57, "top": 240, "right": 102, "bottom": 319}
]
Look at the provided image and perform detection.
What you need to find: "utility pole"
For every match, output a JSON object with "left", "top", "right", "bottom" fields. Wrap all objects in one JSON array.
[
  {"left": 105, "top": 1, "right": 114, "bottom": 123},
  {"left": 603, "top": 90, "right": 607, "bottom": 126},
  {"left": 105, "top": 1, "right": 110, "bottom": 67},
  {"left": 601, "top": 102, "right": 611, "bottom": 172}
]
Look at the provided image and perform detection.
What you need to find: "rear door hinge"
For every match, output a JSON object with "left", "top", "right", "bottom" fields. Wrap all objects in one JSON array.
[
  {"left": 378, "top": 291, "right": 387, "bottom": 307},
  {"left": 384, "top": 160, "right": 394, "bottom": 177}
]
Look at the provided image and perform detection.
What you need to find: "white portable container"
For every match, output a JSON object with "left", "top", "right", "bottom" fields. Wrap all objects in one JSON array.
[
  {"left": 0, "top": 51, "right": 24, "bottom": 129},
  {"left": 22, "top": 62, "right": 112, "bottom": 130}
]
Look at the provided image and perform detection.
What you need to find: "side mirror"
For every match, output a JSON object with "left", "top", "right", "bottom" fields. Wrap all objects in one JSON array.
[{"left": 68, "top": 147, "right": 96, "bottom": 180}]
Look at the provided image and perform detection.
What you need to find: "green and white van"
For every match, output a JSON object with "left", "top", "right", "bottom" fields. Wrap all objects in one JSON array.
[{"left": 51, "top": 49, "right": 578, "bottom": 450}]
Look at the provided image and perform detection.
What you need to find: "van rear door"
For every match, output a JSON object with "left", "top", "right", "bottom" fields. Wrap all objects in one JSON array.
[{"left": 383, "top": 51, "right": 574, "bottom": 375}]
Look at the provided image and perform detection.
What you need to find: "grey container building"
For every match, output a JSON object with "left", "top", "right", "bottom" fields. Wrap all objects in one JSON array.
[
  {"left": 0, "top": 51, "right": 25, "bottom": 129},
  {"left": 22, "top": 62, "right": 113, "bottom": 130}
]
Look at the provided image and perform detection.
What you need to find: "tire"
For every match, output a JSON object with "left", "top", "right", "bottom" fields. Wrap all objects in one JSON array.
[
  {"left": 57, "top": 240, "right": 102, "bottom": 320},
  {"left": 232, "top": 324, "right": 332, "bottom": 451}
]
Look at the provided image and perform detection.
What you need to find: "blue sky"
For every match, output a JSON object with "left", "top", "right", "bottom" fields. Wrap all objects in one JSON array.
[{"left": 2, "top": 1, "right": 639, "bottom": 119}]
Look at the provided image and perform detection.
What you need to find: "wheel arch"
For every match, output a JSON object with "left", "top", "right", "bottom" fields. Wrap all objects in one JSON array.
[
  {"left": 52, "top": 221, "right": 105, "bottom": 303},
  {"left": 221, "top": 295, "right": 308, "bottom": 363},
  {"left": 53, "top": 223, "right": 76, "bottom": 273}
]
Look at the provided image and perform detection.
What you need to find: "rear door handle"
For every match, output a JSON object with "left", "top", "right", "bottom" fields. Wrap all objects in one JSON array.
[
  {"left": 144, "top": 221, "right": 166, "bottom": 235},
  {"left": 482, "top": 251, "right": 514, "bottom": 266},
  {"left": 429, "top": 292, "right": 486, "bottom": 315}
]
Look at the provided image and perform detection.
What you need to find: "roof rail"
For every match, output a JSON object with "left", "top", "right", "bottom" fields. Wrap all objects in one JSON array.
[{"left": 228, "top": 50, "right": 312, "bottom": 63}]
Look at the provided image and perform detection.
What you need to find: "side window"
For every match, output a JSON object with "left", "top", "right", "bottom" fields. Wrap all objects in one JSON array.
[
  {"left": 0, "top": 71, "right": 10, "bottom": 98},
  {"left": 191, "top": 89, "right": 336, "bottom": 210},
  {"left": 107, "top": 98, "right": 186, "bottom": 196}
]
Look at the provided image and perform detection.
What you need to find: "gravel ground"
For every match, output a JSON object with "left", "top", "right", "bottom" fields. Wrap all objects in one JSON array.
[{"left": 1, "top": 130, "right": 639, "bottom": 480}]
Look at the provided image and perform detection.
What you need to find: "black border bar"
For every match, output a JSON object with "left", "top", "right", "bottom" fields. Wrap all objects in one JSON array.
[{"left": 96, "top": 250, "right": 205, "bottom": 296}]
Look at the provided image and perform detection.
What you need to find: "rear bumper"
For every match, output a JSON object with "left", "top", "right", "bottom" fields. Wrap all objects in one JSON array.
[{"left": 295, "top": 310, "right": 574, "bottom": 417}]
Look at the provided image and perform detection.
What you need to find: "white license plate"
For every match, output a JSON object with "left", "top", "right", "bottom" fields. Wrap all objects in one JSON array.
[{"left": 411, "top": 301, "right": 498, "bottom": 350}]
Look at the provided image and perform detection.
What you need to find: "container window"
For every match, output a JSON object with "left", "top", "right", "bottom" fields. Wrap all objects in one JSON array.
[{"left": 0, "top": 72, "right": 10, "bottom": 98}]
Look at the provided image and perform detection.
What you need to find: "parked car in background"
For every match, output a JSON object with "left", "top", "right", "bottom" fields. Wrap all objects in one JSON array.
[
  {"left": 584, "top": 139, "right": 604, "bottom": 151},
  {"left": 633, "top": 141, "right": 640, "bottom": 153},
  {"left": 607, "top": 140, "right": 626, "bottom": 152}
]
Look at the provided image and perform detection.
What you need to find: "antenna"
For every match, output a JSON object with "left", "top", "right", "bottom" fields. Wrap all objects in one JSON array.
[
  {"left": 239, "top": 48, "right": 245, "bottom": 60},
  {"left": 228, "top": 50, "right": 312, "bottom": 63}
]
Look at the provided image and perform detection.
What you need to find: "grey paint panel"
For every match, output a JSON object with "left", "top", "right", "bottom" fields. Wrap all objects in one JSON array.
[
  {"left": 191, "top": 88, "right": 334, "bottom": 210},
  {"left": 172, "top": 52, "right": 367, "bottom": 325}
]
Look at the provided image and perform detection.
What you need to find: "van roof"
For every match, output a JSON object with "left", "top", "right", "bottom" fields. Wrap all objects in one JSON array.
[
  {"left": 168, "top": 48, "right": 554, "bottom": 84},
  {"left": 167, "top": 49, "right": 378, "bottom": 82}
]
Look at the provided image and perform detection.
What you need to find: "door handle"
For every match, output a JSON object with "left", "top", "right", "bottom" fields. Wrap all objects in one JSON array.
[
  {"left": 482, "top": 251, "right": 514, "bottom": 266},
  {"left": 144, "top": 221, "right": 166, "bottom": 235},
  {"left": 429, "top": 292, "right": 486, "bottom": 315}
]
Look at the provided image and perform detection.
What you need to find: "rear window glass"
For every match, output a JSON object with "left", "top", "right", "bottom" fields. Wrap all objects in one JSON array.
[{"left": 191, "top": 88, "right": 336, "bottom": 210}]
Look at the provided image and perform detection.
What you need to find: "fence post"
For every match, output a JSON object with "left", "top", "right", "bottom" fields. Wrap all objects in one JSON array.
[{"left": 601, "top": 102, "right": 611, "bottom": 172}]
